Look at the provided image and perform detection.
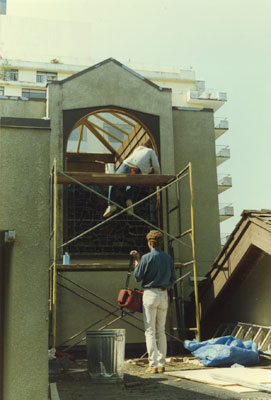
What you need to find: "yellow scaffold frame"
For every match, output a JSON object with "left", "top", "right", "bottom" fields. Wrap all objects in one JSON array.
[{"left": 49, "top": 160, "right": 201, "bottom": 349}]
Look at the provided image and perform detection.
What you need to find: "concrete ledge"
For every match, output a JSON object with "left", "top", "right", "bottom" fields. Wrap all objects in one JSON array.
[
  {"left": 50, "top": 383, "right": 60, "bottom": 400},
  {"left": 0, "top": 117, "right": 51, "bottom": 129}
]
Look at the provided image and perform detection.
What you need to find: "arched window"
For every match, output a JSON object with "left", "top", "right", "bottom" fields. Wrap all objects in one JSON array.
[
  {"left": 65, "top": 109, "right": 160, "bottom": 257},
  {"left": 65, "top": 109, "right": 157, "bottom": 173}
]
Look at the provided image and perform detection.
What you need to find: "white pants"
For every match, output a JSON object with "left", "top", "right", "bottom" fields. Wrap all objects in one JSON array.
[{"left": 143, "top": 288, "right": 168, "bottom": 368}]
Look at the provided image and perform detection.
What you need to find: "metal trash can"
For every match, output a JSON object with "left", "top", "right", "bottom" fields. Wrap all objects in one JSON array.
[{"left": 86, "top": 329, "right": 125, "bottom": 382}]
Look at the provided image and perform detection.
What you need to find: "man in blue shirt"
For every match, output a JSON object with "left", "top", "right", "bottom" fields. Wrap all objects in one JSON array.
[{"left": 131, "top": 230, "right": 176, "bottom": 374}]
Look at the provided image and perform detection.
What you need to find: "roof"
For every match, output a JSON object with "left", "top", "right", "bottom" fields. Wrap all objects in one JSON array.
[
  {"left": 199, "top": 209, "right": 271, "bottom": 318},
  {"left": 48, "top": 57, "right": 172, "bottom": 92}
]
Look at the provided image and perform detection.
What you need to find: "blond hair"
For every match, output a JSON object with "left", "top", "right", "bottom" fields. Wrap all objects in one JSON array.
[{"left": 146, "top": 230, "right": 163, "bottom": 249}]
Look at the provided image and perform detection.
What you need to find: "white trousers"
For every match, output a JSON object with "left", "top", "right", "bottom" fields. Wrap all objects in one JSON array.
[{"left": 143, "top": 288, "right": 168, "bottom": 368}]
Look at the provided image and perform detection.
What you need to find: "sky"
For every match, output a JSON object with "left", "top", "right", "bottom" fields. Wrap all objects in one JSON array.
[{"left": 4, "top": 0, "right": 271, "bottom": 236}]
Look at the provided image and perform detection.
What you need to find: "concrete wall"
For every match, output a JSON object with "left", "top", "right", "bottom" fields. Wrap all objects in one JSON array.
[
  {"left": 0, "top": 98, "right": 46, "bottom": 118},
  {"left": 57, "top": 267, "right": 146, "bottom": 346},
  {"left": 47, "top": 61, "right": 177, "bottom": 346},
  {"left": 19, "top": 70, "right": 37, "bottom": 83},
  {"left": 221, "top": 254, "right": 271, "bottom": 326},
  {"left": 0, "top": 126, "right": 50, "bottom": 400},
  {"left": 0, "top": 59, "right": 225, "bottom": 395},
  {"left": 51, "top": 60, "right": 175, "bottom": 174},
  {"left": 3, "top": 86, "right": 22, "bottom": 97},
  {"left": 172, "top": 109, "right": 221, "bottom": 284}
]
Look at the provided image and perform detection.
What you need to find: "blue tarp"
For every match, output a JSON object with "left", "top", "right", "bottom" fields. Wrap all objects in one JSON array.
[{"left": 184, "top": 336, "right": 259, "bottom": 367}]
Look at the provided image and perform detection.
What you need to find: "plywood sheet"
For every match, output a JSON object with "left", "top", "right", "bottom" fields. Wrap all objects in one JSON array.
[{"left": 165, "top": 368, "right": 271, "bottom": 393}]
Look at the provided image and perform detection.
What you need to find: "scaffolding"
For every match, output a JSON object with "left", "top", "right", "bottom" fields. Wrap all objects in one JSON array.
[{"left": 49, "top": 160, "right": 201, "bottom": 349}]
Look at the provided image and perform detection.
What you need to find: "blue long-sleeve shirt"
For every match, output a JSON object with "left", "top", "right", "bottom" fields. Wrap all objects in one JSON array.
[{"left": 133, "top": 248, "right": 176, "bottom": 289}]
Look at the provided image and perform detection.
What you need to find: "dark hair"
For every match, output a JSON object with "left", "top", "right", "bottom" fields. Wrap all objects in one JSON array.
[
  {"left": 146, "top": 230, "right": 163, "bottom": 249},
  {"left": 145, "top": 139, "right": 153, "bottom": 148}
]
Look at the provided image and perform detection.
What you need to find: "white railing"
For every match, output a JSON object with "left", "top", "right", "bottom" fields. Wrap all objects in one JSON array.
[
  {"left": 219, "top": 203, "right": 234, "bottom": 216},
  {"left": 217, "top": 174, "right": 232, "bottom": 186},
  {"left": 216, "top": 145, "right": 230, "bottom": 158},
  {"left": 189, "top": 88, "right": 227, "bottom": 101},
  {"left": 214, "top": 117, "right": 229, "bottom": 129}
]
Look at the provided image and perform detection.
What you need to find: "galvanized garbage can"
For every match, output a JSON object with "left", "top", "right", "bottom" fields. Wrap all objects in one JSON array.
[{"left": 86, "top": 329, "right": 125, "bottom": 382}]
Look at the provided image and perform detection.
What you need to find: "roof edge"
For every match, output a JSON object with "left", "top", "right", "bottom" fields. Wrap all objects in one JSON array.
[{"left": 48, "top": 57, "right": 172, "bottom": 92}]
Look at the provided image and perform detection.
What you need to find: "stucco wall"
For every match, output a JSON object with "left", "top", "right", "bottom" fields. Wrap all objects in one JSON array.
[
  {"left": 0, "top": 98, "right": 46, "bottom": 118},
  {"left": 47, "top": 61, "right": 178, "bottom": 346},
  {"left": 221, "top": 254, "right": 271, "bottom": 326},
  {"left": 172, "top": 109, "right": 221, "bottom": 282},
  {"left": 57, "top": 267, "right": 146, "bottom": 346},
  {"left": 48, "top": 60, "right": 175, "bottom": 174},
  {"left": 0, "top": 126, "right": 50, "bottom": 400}
]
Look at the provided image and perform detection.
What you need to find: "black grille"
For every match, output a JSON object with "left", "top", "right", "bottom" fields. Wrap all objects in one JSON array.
[{"left": 66, "top": 185, "right": 159, "bottom": 256}]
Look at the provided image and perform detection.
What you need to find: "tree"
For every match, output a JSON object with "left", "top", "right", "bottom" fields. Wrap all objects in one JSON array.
[{"left": 0, "top": 59, "right": 11, "bottom": 81}]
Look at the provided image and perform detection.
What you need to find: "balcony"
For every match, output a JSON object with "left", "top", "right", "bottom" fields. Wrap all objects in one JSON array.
[
  {"left": 219, "top": 203, "right": 234, "bottom": 222},
  {"left": 214, "top": 117, "right": 229, "bottom": 139},
  {"left": 216, "top": 145, "right": 230, "bottom": 166},
  {"left": 195, "top": 80, "right": 205, "bottom": 92},
  {"left": 217, "top": 174, "right": 232, "bottom": 194},
  {"left": 187, "top": 88, "right": 227, "bottom": 112}
]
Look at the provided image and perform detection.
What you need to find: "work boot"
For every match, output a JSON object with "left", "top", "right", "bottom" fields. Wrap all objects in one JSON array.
[
  {"left": 126, "top": 199, "right": 134, "bottom": 215},
  {"left": 157, "top": 366, "right": 165, "bottom": 373},
  {"left": 145, "top": 367, "right": 158, "bottom": 374},
  {"left": 103, "top": 205, "right": 117, "bottom": 218}
]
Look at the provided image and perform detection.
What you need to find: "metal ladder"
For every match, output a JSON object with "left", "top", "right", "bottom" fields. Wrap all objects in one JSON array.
[{"left": 213, "top": 322, "right": 271, "bottom": 355}]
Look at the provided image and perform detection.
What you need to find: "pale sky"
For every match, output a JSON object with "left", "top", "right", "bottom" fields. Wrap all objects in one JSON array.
[{"left": 5, "top": 0, "right": 271, "bottom": 235}]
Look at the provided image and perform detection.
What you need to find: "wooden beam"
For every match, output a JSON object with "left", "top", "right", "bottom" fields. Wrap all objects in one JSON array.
[
  {"left": 84, "top": 120, "right": 116, "bottom": 155},
  {"left": 89, "top": 121, "right": 123, "bottom": 143},
  {"left": 57, "top": 264, "right": 131, "bottom": 272},
  {"left": 66, "top": 153, "right": 115, "bottom": 163},
  {"left": 66, "top": 161, "right": 105, "bottom": 173},
  {"left": 65, "top": 153, "right": 115, "bottom": 173},
  {"left": 94, "top": 114, "right": 130, "bottom": 136},
  {"left": 115, "top": 125, "right": 147, "bottom": 168},
  {"left": 57, "top": 262, "right": 185, "bottom": 272},
  {"left": 76, "top": 124, "right": 84, "bottom": 153},
  {"left": 111, "top": 112, "right": 136, "bottom": 127},
  {"left": 57, "top": 171, "right": 175, "bottom": 186}
]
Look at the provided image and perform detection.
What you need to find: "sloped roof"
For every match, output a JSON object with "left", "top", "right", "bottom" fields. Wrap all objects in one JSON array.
[
  {"left": 49, "top": 57, "right": 171, "bottom": 92},
  {"left": 199, "top": 209, "right": 271, "bottom": 318}
]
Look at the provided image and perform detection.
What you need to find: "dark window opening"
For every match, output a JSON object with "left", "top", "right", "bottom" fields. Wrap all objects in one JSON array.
[
  {"left": 36, "top": 71, "right": 57, "bottom": 83},
  {"left": 6, "top": 69, "right": 18, "bottom": 81},
  {"left": 22, "top": 89, "right": 46, "bottom": 100},
  {"left": 0, "top": 0, "right": 6, "bottom": 14},
  {"left": 66, "top": 185, "right": 159, "bottom": 257}
]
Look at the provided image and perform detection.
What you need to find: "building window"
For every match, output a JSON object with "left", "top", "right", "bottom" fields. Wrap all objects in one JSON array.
[
  {"left": 0, "top": 0, "right": 7, "bottom": 15},
  {"left": 103, "top": 123, "right": 130, "bottom": 145},
  {"left": 22, "top": 89, "right": 46, "bottom": 100},
  {"left": 36, "top": 71, "right": 57, "bottom": 83},
  {"left": 0, "top": 87, "right": 4, "bottom": 96},
  {"left": 69, "top": 126, "right": 87, "bottom": 142},
  {"left": 6, "top": 69, "right": 18, "bottom": 81}
]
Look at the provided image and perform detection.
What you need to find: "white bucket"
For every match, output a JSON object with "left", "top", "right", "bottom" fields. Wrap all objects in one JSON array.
[{"left": 105, "top": 163, "right": 115, "bottom": 174}]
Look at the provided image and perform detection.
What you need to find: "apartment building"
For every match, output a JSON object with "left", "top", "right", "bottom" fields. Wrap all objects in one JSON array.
[{"left": 0, "top": 57, "right": 233, "bottom": 228}]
